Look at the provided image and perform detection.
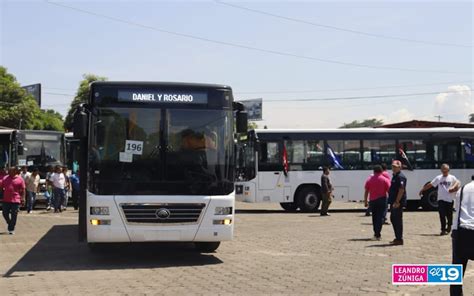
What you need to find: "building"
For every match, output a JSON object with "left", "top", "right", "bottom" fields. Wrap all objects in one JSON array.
[{"left": 377, "top": 120, "right": 474, "bottom": 129}]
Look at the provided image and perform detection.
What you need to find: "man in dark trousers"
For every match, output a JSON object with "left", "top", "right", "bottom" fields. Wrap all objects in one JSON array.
[
  {"left": 320, "top": 167, "right": 333, "bottom": 216},
  {"left": 450, "top": 176, "right": 474, "bottom": 296},
  {"left": 388, "top": 160, "right": 407, "bottom": 245}
]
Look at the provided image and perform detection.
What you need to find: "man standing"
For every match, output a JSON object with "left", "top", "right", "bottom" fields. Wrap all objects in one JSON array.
[
  {"left": 419, "top": 164, "right": 460, "bottom": 235},
  {"left": 70, "top": 170, "right": 80, "bottom": 210},
  {"left": 364, "top": 165, "right": 391, "bottom": 240},
  {"left": 320, "top": 167, "right": 333, "bottom": 216},
  {"left": 450, "top": 176, "right": 474, "bottom": 296},
  {"left": 51, "top": 165, "right": 65, "bottom": 213},
  {"left": 388, "top": 160, "right": 407, "bottom": 245},
  {"left": 45, "top": 165, "right": 54, "bottom": 211},
  {"left": 62, "top": 166, "right": 70, "bottom": 211},
  {"left": 25, "top": 168, "right": 40, "bottom": 214},
  {"left": 0, "top": 167, "right": 25, "bottom": 234},
  {"left": 20, "top": 165, "right": 30, "bottom": 181}
]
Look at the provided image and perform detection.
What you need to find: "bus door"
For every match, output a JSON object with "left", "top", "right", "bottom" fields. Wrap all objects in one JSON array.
[{"left": 257, "top": 141, "right": 284, "bottom": 202}]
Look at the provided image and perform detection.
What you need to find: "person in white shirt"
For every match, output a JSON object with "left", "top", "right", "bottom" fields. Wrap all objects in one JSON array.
[
  {"left": 450, "top": 176, "right": 474, "bottom": 296},
  {"left": 420, "top": 164, "right": 460, "bottom": 235},
  {"left": 51, "top": 165, "right": 66, "bottom": 213},
  {"left": 20, "top": 165, "right": 30, "bottom": 181}
]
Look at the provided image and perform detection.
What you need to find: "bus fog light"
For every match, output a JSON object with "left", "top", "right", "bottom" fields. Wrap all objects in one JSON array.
[
  {"left": 214, "top": 207, "right": 232, "bottom": 215},
  {"left": 90, "top": 207, "right": 110, "bottom": 215},
  {"left": 213, "top": 219, "right": 232, "bottom": 225},
  {"left": 90, "top": 219, "right": 111, "bottom": 225}
]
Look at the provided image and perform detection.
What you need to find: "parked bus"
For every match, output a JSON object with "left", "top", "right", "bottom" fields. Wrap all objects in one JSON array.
[
  {"left": 0, "top": 128, "right": 16, "bottom": 169},
  {"left": 235, "top": 128, "right": 474, "bottom": 212},
  {"left": 73, "top": 81, "right": 247, "bottom": 252},
  {"left": 65, "top": 132, "right": 80, "bottom": 172},
  {"left": 0, "top": 128, "right": 66, "bottom": 204},
  {"left": 17, "top": 130, "right": 66, "bottom": 203}
]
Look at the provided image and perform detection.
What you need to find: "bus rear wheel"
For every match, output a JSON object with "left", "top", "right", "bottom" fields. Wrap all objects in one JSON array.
[
  {"left": 421, "top": 188, "right": 438, "bottom": 211},
  {"left": 195, "top": 242, "right": 221, "bottom": 253},
  {"left": 280, "top": 202, "right": 298, "bottom": 211},
  {"left": 297, "top": 187, "right": 321, "bottom": 213}
]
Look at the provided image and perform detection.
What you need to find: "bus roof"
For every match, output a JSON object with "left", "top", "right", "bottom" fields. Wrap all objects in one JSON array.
[
  {"left": 90, "top": 81, "right": 232, "bottom": 90},
  {"left": 254, "top": 128, "right": 474, "bottom": 134}
]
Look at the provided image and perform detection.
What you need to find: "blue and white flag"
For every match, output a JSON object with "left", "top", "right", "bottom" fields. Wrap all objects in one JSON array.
[
  {"left": 2, "top": 150, "right": 8, "bottom": 166},
  {"left": 326, "top": 144, "right": 344, "bottom": 169},
  {"left": 464, "top": 141, "right": 474, "bottom": 162}
]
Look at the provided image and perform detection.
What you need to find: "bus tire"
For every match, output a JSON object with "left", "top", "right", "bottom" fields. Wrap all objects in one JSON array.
[
  {"left": 194, "top": 242, "right": 221, "bottom": 253},
  {"left": 280, "top": 202, "right": 298, "bottom": 211},
  {"left": 421, "top": 188, "right": 438, "bottom": 211},
  {"left": 406, "top": 200, "right": 420, "bottom": 211},
  {"left": 297, "top": 187, "right": 321, "bottom": 213}
]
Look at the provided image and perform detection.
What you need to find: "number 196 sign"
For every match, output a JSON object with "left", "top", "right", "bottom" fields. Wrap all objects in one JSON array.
[
  {"left": 392, "top": 264, "right": 463, "bottom": 285},
  {"left": 125, "top": 140, "right": 143, "bottom": 155}
]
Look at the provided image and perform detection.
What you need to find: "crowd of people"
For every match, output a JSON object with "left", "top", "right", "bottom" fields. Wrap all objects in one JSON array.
[
  {"left": 321, "top": 161, "right": 474, "bottom": 295},
  {"left": 0, "top": 165, "right": 80, "bottom": 235}
]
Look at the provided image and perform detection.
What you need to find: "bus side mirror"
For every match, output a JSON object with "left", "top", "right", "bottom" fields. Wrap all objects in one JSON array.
[
  {"left": 73, "top": 106, "right": 88, "bottom": 139},
  {"left": 236, "top": 111, "right": 248, "bottom": 134},
  {"left": 17, "top": 141, "right": 24, "bottom": 156}
]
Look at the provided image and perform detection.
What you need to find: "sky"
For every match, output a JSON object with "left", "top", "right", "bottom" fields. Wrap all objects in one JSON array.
[{"left": 1, "top": 0, "right": 473, "bottom": 128}]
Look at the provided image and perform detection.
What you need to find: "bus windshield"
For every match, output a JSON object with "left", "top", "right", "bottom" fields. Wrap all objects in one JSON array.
[
  {"left": 19, "top": 133, "right": 64, "bottom": 168},
  {"left": 89, "top": 107, "right": 234, "bottom": 195}
]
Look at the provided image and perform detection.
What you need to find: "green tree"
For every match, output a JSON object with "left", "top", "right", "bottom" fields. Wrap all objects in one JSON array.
[
  {"left": 36, "top": 109, "right": 64, "bottom": 131},
  {"left": 64, "top": 73, "right": 107, "bottom": 131},
  {"left": 340, "top": 118, "right": 383, "bottom": 128},
  {"left": 469, "top": 113, "right": 474, "bottom": 123},
  {"left": 0, "top": 66, "right": 43, "bottom": 129}
]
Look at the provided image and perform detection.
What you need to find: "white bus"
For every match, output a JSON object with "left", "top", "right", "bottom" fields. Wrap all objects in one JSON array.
[
  {"left": 235, "top": 128, "right": 474, "bottom": 212},
  {"left": 73, "top": 81, "right": 247, "bottom": 252}
]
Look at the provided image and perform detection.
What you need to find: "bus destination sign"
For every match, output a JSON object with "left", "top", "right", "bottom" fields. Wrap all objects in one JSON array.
[{"left": 117, "top": 90, "right": 208, "bottom": 104}]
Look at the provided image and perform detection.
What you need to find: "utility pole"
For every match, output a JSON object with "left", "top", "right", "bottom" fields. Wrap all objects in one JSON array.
[{"left": 434, "top": 115, "right": 442, "bottom": 122}]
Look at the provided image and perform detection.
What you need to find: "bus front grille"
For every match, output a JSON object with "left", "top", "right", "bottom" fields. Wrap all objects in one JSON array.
[{"left": 121, "top": 203, "right": 206, "bottom": 224}]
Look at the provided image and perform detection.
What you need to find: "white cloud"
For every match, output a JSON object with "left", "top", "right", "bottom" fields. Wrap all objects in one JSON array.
[
  {"left": 376, "top": 108, "right": 415, "bottom": 124},
  {"left": 434, "top": 85, "right": 473, "bottom": 122}
]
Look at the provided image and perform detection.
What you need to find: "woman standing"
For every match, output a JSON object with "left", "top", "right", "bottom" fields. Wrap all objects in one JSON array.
[{"left": 25, "top": 168, "right": 40, "bottom": 214}]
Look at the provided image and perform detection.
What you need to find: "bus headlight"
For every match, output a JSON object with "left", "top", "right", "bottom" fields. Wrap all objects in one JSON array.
[
  {"left": 90, "top": 219, "right": 111, "bottom": 225},
  {"left": 214, "top": 207, "right": 232, "bottom": 215},
  {"left": 90, "top": 207, "right": 110, "bottom": 215},
  {"left": 213, "top": 219, "right": 232, "bottom": 225}
]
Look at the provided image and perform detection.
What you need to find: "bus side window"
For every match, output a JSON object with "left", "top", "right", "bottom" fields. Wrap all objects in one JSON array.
[{"left": 259, "top": 141, "right": 281, "bottom": 171}]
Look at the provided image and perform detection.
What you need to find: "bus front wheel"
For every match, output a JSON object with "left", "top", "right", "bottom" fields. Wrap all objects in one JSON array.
[
  {"left": 297, "top": 187, "right": 321, "bottom": 213},
  {"left": 280, "top": 202, "right": 298, "bottom": 211},
  {"left": 195, "top": 242, "right": 221, "bottom": 253},
  {"left": 421, "top": 188, "right": 438, "bottom": 211}
]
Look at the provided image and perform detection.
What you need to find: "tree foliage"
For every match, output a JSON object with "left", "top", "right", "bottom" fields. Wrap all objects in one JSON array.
[
  {"left": 469, "top": 114, "right": 474, "bottom": 123},
  {"left": 64, "top": 74, "right": 107, "bottom": 131},
  {"left": 340, "top": 118, "right": 383, "bottom": 128},
  {"left": 0, "top": 66, "right": 63, "bottom": 131}
]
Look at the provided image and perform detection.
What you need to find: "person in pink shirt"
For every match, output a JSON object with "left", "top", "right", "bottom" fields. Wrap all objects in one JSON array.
[
  {"left": 364, "top": 165, "right": 391, "bottom": 240},
  {"left": 0, "top": 167, "right": 25, "bottom": 234}
]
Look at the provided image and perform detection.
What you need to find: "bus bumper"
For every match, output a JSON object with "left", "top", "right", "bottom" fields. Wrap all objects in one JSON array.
[{"left": 86, "top": 192, "right": 234, "bottom": 243}]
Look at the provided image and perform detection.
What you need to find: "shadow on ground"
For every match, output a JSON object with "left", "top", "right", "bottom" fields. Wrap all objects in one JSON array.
[
  {"left": 3, "top": 225, "right": 222, "bottom": 278},
  {"left": 236, "top": 208, "right": 365, "bottom": 215}
]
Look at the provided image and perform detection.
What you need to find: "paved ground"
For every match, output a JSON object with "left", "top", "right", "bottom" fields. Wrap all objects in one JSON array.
[{"left": 0, "top": 201, "right": 472, "bottom": 295}]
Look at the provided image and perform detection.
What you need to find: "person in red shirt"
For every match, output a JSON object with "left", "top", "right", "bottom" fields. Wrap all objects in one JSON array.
[
  {"left": 0, "top": 167, "right": 25, "bottom": 234},
  {"left": 0, "top": 166, "right": 7, "bottom": 200},
  {"left": 364, "top": 165, "right": 391, "bottom": 240}
]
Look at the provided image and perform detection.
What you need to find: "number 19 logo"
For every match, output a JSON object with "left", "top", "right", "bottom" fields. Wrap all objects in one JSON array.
[{"left": 427, "top": 265, "right": 463, "bottom": 284}]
